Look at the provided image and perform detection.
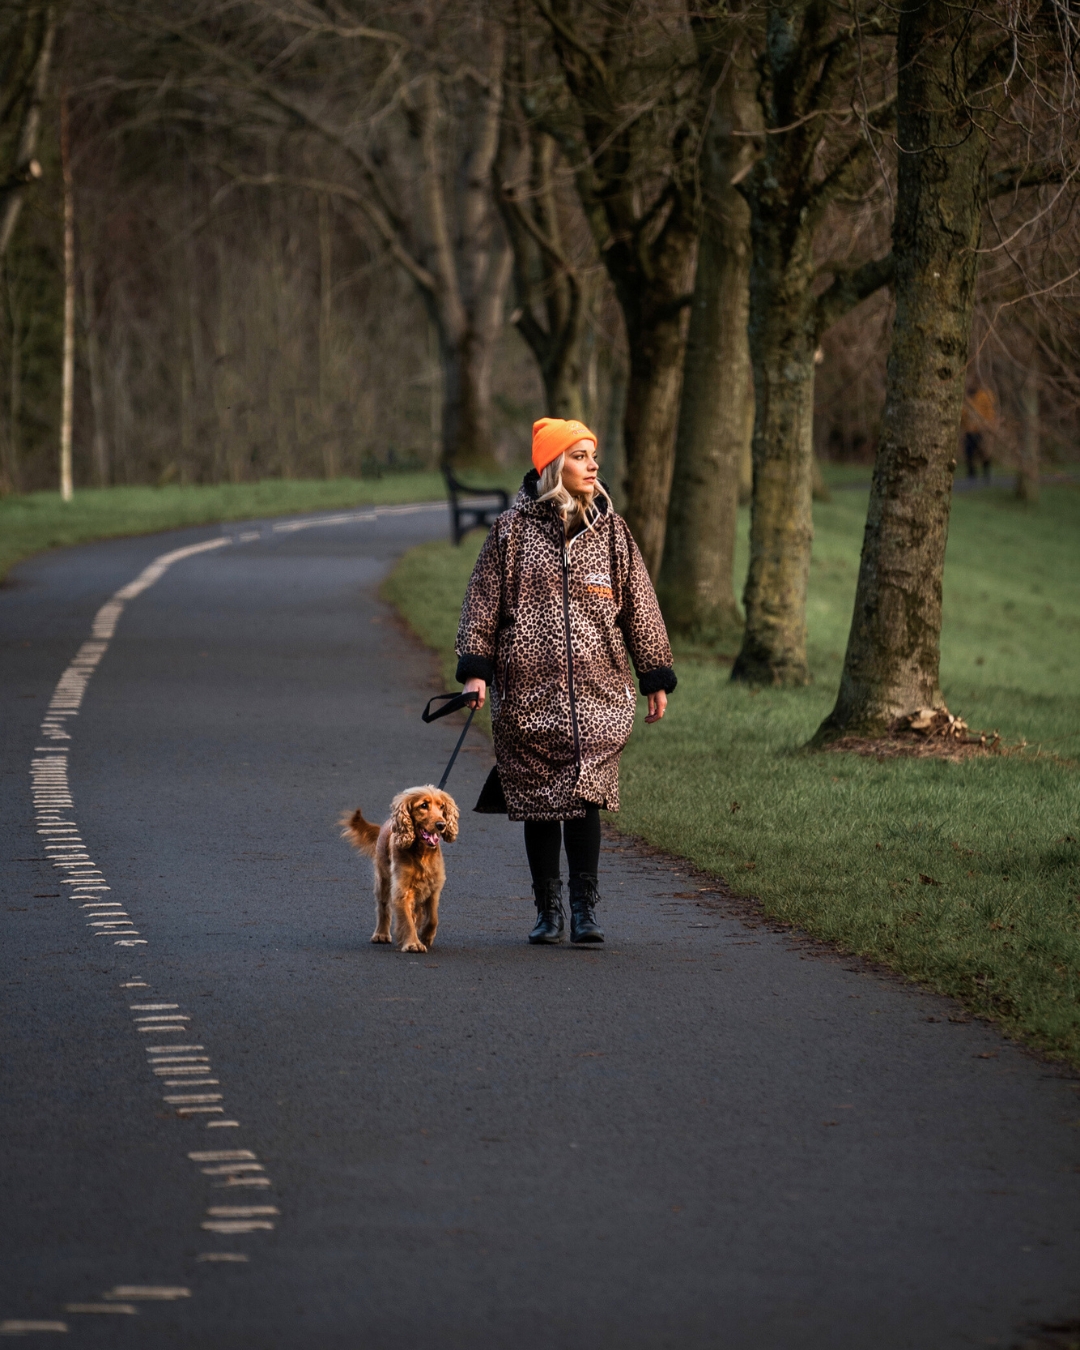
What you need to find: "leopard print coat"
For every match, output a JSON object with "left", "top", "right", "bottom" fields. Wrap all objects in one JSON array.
[{"left": 455, "top": 472, "right": 676, "bottom": 821}]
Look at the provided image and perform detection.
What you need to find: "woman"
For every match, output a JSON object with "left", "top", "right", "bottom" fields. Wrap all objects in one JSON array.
[{"left": 456, "top": 417, "right": 676, "bottom": 945}]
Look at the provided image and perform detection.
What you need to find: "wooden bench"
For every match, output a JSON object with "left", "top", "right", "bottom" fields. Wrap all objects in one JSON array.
[{"left": 442, "top": 466, "right": 510, "bottom": 545}]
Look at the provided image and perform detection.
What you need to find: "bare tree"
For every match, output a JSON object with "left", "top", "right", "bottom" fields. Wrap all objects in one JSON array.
[
  {"left": 494, "top": 93, "right": 595, "bottom": 421},
  {"left": 816, "top": 0, "right": 1078, "bottom": 740},
  {"left": 115, "top": 1, "right": 514, "bottom": 469},
  {"left": 657, "top": 8, "right": 759, "bottom": 642},
  {"left": 534, "top": 0, "right": 702, "bottom": 576},
  {"left": 729, "top": 0, "right": 895, "bottom": 686}
]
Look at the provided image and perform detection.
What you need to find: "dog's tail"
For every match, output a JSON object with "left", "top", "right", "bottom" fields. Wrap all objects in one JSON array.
[{"left": 340, "top": 808, "right": 380, "bottom": 858}]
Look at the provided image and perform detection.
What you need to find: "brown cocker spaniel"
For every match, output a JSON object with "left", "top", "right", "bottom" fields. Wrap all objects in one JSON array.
[{"left": 341, "top": 786, "right": 459, "bottom": 953}]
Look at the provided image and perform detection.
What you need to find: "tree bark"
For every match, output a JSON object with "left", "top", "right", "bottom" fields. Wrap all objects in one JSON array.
[
  {"left": 728, "top": 0, "right": 895, "bottom": 686},
  {"left": 81, "top": 257, "right": 108, "bottom": 486},
  {"left": 658, "top": 30, "right": 756, "bottom": 641},
  {"left": 0, "top": 4, "right": 57, "bottom": 260},
  {"left": 440, "top": 327, "right": 498, "bottom": 468},
  {"left": 815, "top": 0, "right": 994, "bottom": 740},
  {"left": 731, "top": 277, "right": 817, "bottom": 683},
  {"left": 620, "top": 291, "right": 694, "bottom": 576}
]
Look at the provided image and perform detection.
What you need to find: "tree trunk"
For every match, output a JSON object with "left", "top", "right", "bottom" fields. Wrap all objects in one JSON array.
[
  {"left": 603, "top": 345, "right": 628, "bottom": 513},
  {"left": 81, "top": 257, "right": 109, "bottom": 486},
  {"left": 621, "top": 300, "right": 693, "bottom": 578},
  {"left": 0, "top": 4, "right": 57, "bottom": 260},
  {"left": 731, "top": 254, "right": 818, "bottom": 684},
  {"left": 1, "top": 265, "right": 24, "bottom": 494},
  {"left": 440, "top": 327, "right": 496, "bottom": 468},
  {"left": 318, "top": 193, "right": 339, "bottom": 479},
  {"left": 658, "top": 36, "right": 756, "bottom": 641},
  {"left": 815, "top": 0, "right": 992, "bottom": 740},
  {"left": 495, "top": 118, "right": 589, "bottom": 424},
  {"left": 1016, "top": 367, "right": 1039, "bottom": 504},
  {"left": 59, "top": 86, "right": 74, "bottom": 503}
]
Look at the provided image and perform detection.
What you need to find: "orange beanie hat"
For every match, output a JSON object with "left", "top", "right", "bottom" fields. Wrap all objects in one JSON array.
[{"left": 531, "top": 418, "right": 597, "bottom": 474}]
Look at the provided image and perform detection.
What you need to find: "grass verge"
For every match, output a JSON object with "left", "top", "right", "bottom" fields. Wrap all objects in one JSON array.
[
  {"left": 384, "top": 484, "right": 1080, "bottom": 1066},
  {"left": 0, "top": 471, "right": 524, "bottom": 584}
]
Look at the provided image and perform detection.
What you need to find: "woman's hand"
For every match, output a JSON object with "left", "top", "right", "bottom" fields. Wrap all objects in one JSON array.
[
  {"left": 645, "top": 690, "right": 667, "bottom": 724},
  {"left": 463, "top": 677, "right": 486, "bottom": 709}
]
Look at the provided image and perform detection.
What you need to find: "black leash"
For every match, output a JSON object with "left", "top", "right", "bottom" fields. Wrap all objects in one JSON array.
[{"left": 422, "top": 691, "right": 480, "bottom": 790}]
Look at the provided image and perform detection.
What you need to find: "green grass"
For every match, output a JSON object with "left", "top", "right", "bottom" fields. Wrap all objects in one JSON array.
[
  {"left": 0, "top": 471, "right": 525, "bottom": 583},
  {"left": 385, "top": 486, "right": 1080, "bottom": 1065}
]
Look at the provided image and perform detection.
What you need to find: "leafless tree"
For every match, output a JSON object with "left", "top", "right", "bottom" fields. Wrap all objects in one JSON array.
[{"left": 817, "top": 0, "right": 1080, "bottom": 741}]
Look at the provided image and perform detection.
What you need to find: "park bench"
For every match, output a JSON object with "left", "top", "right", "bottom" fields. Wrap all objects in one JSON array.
[{"left": 442, "top": 466, "right": 509, "bottom": 545}]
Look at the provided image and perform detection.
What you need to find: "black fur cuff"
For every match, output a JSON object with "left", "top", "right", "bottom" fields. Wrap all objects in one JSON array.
[
  {"left": 456, "top": 653, "right": 494, "bottom": 684},
  {"left": 639, "top": 666, "right": 677, "bottom": 695}
]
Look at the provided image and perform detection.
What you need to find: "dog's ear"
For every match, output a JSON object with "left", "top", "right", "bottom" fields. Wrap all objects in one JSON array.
[
  {"left": 441, "top": 791, "right": 460, "bottom": 843},
  {"left": 390, "top": 792, "right": 416, "bottom": 849}
]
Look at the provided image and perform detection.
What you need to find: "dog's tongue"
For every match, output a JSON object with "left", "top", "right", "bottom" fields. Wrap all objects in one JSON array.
[{"left": 419, "top": 828, "right": 439, "bottom": 847}]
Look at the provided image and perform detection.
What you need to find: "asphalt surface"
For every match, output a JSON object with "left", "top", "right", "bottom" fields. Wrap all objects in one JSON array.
[{"left": 2, "top": 504, "right": 1078, "bottom": 1350}]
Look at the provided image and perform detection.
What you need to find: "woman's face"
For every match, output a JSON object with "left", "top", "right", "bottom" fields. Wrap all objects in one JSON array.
[{"left": 561, "top": 439, "right": 599, "bottom": 496}]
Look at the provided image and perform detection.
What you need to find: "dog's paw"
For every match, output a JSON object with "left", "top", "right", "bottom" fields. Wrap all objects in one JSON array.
[
  {"left": 400, "top": 939, "right": 428, "bottom": 953},
  {"left": 370, "top": 932, "right": 392, "bottom": 944}
]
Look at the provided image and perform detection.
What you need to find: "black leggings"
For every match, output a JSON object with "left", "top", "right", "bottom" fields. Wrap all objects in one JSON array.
[{"left": 523, "top": 805, "right": 601, "bottom": 885}]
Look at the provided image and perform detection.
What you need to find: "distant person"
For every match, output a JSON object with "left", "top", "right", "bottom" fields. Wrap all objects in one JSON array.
[
  {"left": 961, "top": 384, "right": 998, "bottom": 481},
  {"left": 455, "top": 418, "right": 676, "bottom": 946}
]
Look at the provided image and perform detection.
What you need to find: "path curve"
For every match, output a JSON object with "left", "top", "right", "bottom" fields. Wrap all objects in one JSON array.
[{"left": 1, "top": 506, "right": 1078, "bottom": 1348}]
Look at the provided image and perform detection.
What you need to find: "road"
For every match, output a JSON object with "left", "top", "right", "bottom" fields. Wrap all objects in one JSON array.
[{"left": 1, "top": 504, "right": 1078, "bottom": 1349}]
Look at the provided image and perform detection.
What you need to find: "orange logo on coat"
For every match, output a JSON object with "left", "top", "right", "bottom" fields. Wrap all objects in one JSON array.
[{"left": 586, "top": 584, "right": 614, "bottom": 599}]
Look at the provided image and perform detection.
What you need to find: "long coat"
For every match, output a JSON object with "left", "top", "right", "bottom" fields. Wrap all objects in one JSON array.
[{"left": 455, "top": 473, "right": 676, "bottom": 821}]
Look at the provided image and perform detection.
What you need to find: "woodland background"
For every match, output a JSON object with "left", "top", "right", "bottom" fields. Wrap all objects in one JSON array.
[
  {"left": 5, "top": 1, "right": 1078, "bottom": 494},
  {"left": 3, "top": 0, "right": 1080, "bottom": 735}
]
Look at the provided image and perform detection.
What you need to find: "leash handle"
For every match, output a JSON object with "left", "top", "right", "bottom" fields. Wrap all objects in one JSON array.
[
  {"left": 437, "top": 704, "right": 477, "bottom": 791},
  {"left": 422, "top": 690, "right": 479, "bottom": 723}
]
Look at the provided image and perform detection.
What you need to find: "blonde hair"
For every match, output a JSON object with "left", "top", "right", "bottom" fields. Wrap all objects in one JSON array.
[{"left": 536, "top": 452, "right": 612, "bottom": 537}]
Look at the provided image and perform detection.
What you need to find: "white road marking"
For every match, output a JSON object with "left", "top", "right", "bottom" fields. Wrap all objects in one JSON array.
[
  {"left": 149, "top": 1055, "right": 209, "bottom": 1064},
  {"left": 195, "top": 1253, "right": 249, "bottom": 1263},
  {"left": 198, "top": 1163, "right": 264, "bottom": 1173},
  {"left": 201, "top": 1220, "right": 274, "bottom": 1233},
  {"left": 25, "top": 511, "right": 414, "bottom": 1306},
  {"left": 162, "top": 1079, "right": 219, "bottom": 1087},
  {"left": 63, "top": 1305, "right": 137, "bottom": 1316},
  {"left": 145, "top": 1044, "right": 203, "bottom": 1053},
  {"left": 206, "top": 1120, "right": 241, "bottom": 1128},
  {"left": 0, "top": 1320, "right": 68, "bottom": 1334},
  {"left": 206, "top": 1206, "right": 279, "bottom": 1217},
  {"left": 102, "top": 1288, "right": 190, "bottom": 1302},
  {"left": 189, "top": 1150, "right": 257, "bottom": 1162}
]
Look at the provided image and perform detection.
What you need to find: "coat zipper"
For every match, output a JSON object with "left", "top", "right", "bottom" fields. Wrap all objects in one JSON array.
[{"left": 562, "top": 539, "right": 582, "bottom": 767}]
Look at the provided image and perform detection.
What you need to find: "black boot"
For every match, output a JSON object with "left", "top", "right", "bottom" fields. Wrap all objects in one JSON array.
[
  {"left": 528, "top": 878, "right": 565, "bottom": 944},
  {"left": 568, "top": 873, "right": 604, "bottom": 944}
]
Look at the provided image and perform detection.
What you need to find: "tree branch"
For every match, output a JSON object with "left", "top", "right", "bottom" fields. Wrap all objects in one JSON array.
[
  {"left": 213, "top": 167, "right": 438, "bottom": 297},
  {"left": 533, "top": 0, "right": 610, "bottom": 91},
  {"left": 814, "top": 251, "right": 894, "bottom": 335},
  {"left": 987, "top": 164, "right": 1066, "bottom": 199}
]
